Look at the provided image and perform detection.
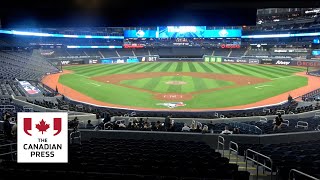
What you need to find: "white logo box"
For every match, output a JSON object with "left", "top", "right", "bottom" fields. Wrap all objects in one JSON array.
[{"left": 17, "top": 112, "right": 68, "bottom": 163}]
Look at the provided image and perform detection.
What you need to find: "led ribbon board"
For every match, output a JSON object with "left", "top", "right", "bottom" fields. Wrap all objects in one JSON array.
[{"left": 0, "top": 30, "right": 124, "bottom": 39}]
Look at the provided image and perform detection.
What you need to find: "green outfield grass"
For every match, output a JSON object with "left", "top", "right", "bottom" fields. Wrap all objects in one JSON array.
[
  {"left": 60, "top": 62, "right": 307, "bottom": 109},
  {"left": 120, "top": 76, "right": 234, "bottom": 93}
]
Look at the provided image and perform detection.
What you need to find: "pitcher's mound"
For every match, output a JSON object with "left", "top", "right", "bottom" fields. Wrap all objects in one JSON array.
[
  {"left": 165, "top": 81, "right": 187, "bottom": 85},
  {"left": 154, "top": 93, "right": 192, "bottom": 101}
]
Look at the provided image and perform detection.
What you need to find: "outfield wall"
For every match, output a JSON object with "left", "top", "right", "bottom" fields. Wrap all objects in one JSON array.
[{"left": 48, "top": 54, "right": 320, "bottom": 68}]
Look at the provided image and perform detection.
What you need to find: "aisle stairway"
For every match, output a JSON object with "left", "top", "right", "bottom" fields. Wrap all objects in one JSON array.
[{"left": 220, "top": 149, "right": 277, "bottom": 180}]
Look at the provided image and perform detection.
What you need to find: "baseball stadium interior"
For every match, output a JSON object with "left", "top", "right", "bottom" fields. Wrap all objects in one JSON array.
[{"left": 1, "top": 5, "right": 320, "bottom": 180}]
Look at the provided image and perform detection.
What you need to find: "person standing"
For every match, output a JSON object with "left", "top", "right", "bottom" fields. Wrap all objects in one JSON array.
[
  {"left": 164, "top": 115, "right": 172, "bottom": 131},
  {"left": 273, "top": 113, "right": 284, "bottom": 131}
]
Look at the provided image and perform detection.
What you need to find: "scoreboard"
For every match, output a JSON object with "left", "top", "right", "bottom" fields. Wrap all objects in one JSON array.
[{"left": 123, "top": 26, "right": 242, "bottom": 48}]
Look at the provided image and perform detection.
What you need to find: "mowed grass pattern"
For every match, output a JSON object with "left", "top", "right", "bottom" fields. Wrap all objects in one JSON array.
[
  {"left": 60, "top": 62, "right": 307, "bottom": 109},
  {"left": 120, "top": 76, "right": 234, "bottom": 93}
]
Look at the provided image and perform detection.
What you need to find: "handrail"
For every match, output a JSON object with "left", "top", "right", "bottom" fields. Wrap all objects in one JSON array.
[
  {"left": 252, "top": 125, "right": 263, "bottom": 134},
  {"left": 289, "top": 169, "right": 319, "bottom": 180},
  {"left": 263, "top": 108, "right": 270, "bottom": 113},
  {"left": 259, "top": 117, "right": 268, "bottom": 123},
  {"left": 0, "top": 143, "right": 17, "bottom": 160},
  {"left": 230, "top": 121, "right": 262, "bottom": 134},
  {"left": 296, "top": 121, "right": 308, "bottom": 129},
  {"left": 276, "top": 110, "right": 285, "bottom": 115},
  {"left": 246, "top": 149, "right": 274, "bottom": 180},
  {"left": 217, "top": 135, "right": 225, "bottom": 157},
  {"left": 229, "top": 141, "right": 239, "bottom": 165},
  {"left": 282, "top": 120, "right": 290, "bottom": 127}
]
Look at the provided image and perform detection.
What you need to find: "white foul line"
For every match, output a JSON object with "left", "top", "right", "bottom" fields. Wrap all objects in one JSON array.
[
  {"left": 87, "top": 82, "right": 101, "bottom": 87},
  {"left": 255, "top": 85, "right": 272, "bottom": 89},
  {"left": 73, "top": 73, "right": 89, "bottom": 78},
  {"left": 271, "top": 75, "right": 295, "bottom": 80}
]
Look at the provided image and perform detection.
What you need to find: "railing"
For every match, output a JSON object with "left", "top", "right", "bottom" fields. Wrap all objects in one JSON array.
[
  {"left": 276, "top": 110, "right": 286, "bottom": 115},
  {"left": 76, "top": 104, "right": 83, "bottom": 110},
  {"left": 246, "top": 149, "right": 274, "bottom": 180},
  {"left": 217, "top": 136, "right": 225, "bottom": 157},
  {"left": 259, "top": 117, "right": 268, "bottom": 123},
  {"left": 70, "top": 130, "right": 81, "bottom": 144},
  {"left": 263, "top": 108, "right": 271, "bottom": 113},
  {"left": 0, "top": 143, "right": 17, "bottom": 160},
  {"left": 296, "top": 121, "right": 309, "bottom": 129},
  {"left": 229, "top": 141, "right": 239, "bottom": 165},
  {"left": 229, "top": 121, "right": 263, "bottom": 134},
  {"left": 282, "top": 119, "right": 290, "bottom": 127},
  {"left": 289, "top": 169, "right": 319, "bottom": 180}
]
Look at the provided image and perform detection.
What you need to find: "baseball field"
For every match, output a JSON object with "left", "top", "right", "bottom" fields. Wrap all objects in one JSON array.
[{"left": 54, "top": 62, "right": 309, "bottom": 109}]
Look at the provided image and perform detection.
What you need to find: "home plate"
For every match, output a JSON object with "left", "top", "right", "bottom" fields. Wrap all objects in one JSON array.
[{"left": 106, "top": 81, "right": 109, "bottom": 82}]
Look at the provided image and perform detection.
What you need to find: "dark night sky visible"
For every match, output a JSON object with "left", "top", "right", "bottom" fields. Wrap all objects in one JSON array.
[{"left": 0, "top": 0, "right": 319, "bottom": 28}]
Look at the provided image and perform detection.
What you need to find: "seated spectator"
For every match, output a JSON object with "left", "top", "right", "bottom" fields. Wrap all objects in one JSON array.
[
  {"left": 273, "top": 113, "right": 284, "bottom": 131},
  {"left": 93, "top": 123, "right": 104, "bottom": 131},
  {"left": 191, "top": 120, "right": 196, "bottom": 130},
  {"left": 181, "top": 123, "right": 190, "bottom": 132},
  {"left": 221, "top": 126, "right": 233, "bottom": 134},
  {"left": 69, "top": 117, "right": 79, "bottom": 129},
  {"left": 202, "top": 125, "right": 209, "bottom": 134},
  {"left": 164, "top": 115, "right": 172, "bottom": 131},
  {"left": 168, "top": 119, "right": 175, "bottom": 132},
  {"left": 85, "top": 120, "right": 94, "bottom": 129},
  {"left": 104, "top": 121, "right": 113, "bottom": 130},
  {"left": 233, "top": 128, "right": 240, "bottom": 134},
  {"left": 152, "top": 121, "right": 162, "bottom": 131}
]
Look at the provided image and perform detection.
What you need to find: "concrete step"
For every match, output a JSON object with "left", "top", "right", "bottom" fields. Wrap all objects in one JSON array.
[{"left": 223, "top": 150, "right": 277, "bottom": 180}]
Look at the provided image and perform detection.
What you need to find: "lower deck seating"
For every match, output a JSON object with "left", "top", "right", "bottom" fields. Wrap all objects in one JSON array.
[
  {"left": 0, "top": 138, "right": 249, "bottom": 180},
  {"left": 238, "top": 140, "right": 320, "bottom": 180}
]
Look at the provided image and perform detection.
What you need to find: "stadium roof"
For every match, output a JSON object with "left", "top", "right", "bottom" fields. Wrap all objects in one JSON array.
[{"left": 0, "top": 0, "right": 319, "bottom": 28}]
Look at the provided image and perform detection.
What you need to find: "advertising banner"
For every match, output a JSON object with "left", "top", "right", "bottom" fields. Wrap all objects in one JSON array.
[
  {"left": 141, "top": 55, "right": 159, "bottom": 62},
  {"left": 272, "top": 60, "right": 293, "bottom": 66},
  {"left": 295, "top": 60, "right": 320, "bottom": 67},
  {"left": 222, "top": 57, "right": 249, "bottom": 63},
  {"left": 124, "top": 30, "right": 157, "bottom": 38},
  {"left": 248, "top": 59, "right": 260, "bottom": 64},
  {"left": 100, "top": 56, "right": 144, "bottom": 64},
  {"left": 88, "top": 59, "right": 99, "bottom": 64},
  {"left": 203, "top": 56, "right": 222, "bottom": 63},
  {"left": 19, "top": 81, "right": 42, "bottom": 95}
]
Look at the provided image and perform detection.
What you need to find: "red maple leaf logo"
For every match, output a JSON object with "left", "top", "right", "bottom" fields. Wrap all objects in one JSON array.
[{"left": 36, "top": 119, "right": 50, "bottom": 134}]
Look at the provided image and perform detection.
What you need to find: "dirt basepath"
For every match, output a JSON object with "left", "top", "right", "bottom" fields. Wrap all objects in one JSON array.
[{"left": 42, "top": 71, "right": 320, "bottom": 111}]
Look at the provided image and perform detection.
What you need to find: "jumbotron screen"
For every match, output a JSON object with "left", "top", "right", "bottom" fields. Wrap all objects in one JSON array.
[{"left": 124, "top": 26, "right": 242, "bottom": 48}]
